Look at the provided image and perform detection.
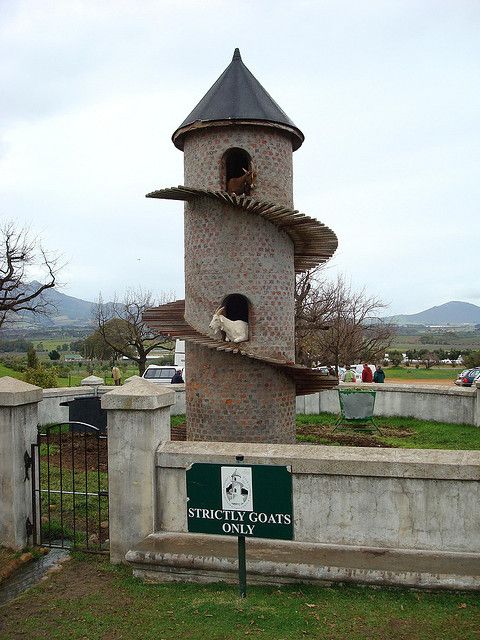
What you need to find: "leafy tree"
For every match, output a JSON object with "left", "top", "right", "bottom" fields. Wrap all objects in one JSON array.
[
  {"left": 388, "top": 350, "right": 403, "bottom": 366},
  {"left": 48, "top": 349, "right": 60, "bottom": 360},
  {"left": 0, "top": 221, "right": 61, "bottom": 330},
  {"left": 94, "top": 288, "right": 174, "bottom": 375},
  {"left": 24, "top": 365, "right": 57, "bottom": 388},
  {"left": 27, "top": 345, "right": 38, "bottom": 368},
  {"left": 0, "top": 338, "right": 33, "bottom": 352},
  {"left": 70, "top": 339, "right": 86, "bottom": 355},
  {"left": 84, "top": 324, "right": 120, "bottom": 361},
  {"left": 295, "top": 268, "right": 394, "bottom": 370},
  {"left": 417, "top": 349, "right": 438, "bottom": 369},
  {"left": 463, "top": 350, "right": 480, "bottom": 369}
]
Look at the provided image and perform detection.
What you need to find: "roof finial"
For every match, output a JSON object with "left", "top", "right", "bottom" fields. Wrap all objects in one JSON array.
[{"left": 232, "top": 48, "right": 241, "bottom": 61}]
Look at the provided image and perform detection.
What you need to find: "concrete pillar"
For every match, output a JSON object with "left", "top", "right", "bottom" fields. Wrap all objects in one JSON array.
[
  {"left": 0, "top": 377, "right": 42, "bottom": 550},
  {"left": 101, "top": 378, "right": 175, "bottom": 563},
  {"left": 475, "top": 381, "right": 480, "bottom": 427}
]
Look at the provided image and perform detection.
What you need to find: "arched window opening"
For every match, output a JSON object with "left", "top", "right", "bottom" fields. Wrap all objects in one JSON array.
[
  {"left": 222, "top": 293, "right": 249, "bottom": 323},
  {"left": 224, "top": 148, "right": 252, "bottom": 193}
]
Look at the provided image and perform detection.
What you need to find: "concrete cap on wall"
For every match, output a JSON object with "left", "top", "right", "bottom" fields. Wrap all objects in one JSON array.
[
  {"left": 81, "top": 375, "right": 104, "bottom": 386},
  {"left": 0, "top": 376, "right": 43, "bottom": 406},
  {"left": 101, "top": 378, "right": 175, "bottom": 411}
]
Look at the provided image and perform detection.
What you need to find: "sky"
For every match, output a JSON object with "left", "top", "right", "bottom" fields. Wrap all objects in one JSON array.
[{"left": 1, "top": 0, "right": 479, "bottom": 316}]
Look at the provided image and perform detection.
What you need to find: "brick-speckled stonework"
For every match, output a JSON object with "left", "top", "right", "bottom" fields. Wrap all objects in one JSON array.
[
  {"left": 143, "top": 53, "right": 340, "bottom": 441},
  {"left": 182, "top": 124, "right": 298, "bottom": 443},
  {"left": 186, "top": 342, "right": 296, "bottom": 443},
  {"left": 184, "top": 198, "right": 295, "bottom": 361},
  {"left": 183, "top": 126, "right": 294, "bottom": 208}
]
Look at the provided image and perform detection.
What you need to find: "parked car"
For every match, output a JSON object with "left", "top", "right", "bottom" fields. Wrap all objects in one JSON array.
[
  {"left": 313, "top": 366, "right": 344, "bottom": 377},
  {"left": 454, "top": 368, "right": 480, "bottom": 387},
  {"left": 142, "top": 365, "right": 178, "bottom": 384}
]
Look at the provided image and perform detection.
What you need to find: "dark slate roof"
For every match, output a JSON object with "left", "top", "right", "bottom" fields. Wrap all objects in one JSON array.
[{"left": 172, "top": 49, "right": 304, "bottom": 151}]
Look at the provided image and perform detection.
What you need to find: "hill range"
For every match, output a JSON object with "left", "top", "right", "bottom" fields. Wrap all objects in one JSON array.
[
  {"left": 11, "top": 282, "right": 95, "bottom": 328},
  {"left": 8, "top": 286, "right": 480, "bottom": 329},
  {"left": 385, "top": 301, "right": 480, "bottom": 326}
]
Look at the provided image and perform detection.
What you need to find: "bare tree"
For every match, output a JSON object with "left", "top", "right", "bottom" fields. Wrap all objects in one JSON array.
[
  {"left": 94, "top": 288, "right": 174, "bottom": 375},
  {"left": 295, "top": 268, "right": 394, "bottom": 370},
  {"left": 0, "top": 222, "right": 61, "bottom": 329},
  {"left": 295, "top": 267, "right": 334, "bottom": 366}
]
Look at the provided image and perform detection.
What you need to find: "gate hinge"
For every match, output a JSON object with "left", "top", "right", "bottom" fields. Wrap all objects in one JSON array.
[
  {"left": 26, "top": 517, "right": 34, "bottom": 537},
  {"left": 24, "top": 450, "right": 32, "bottom": 481}
]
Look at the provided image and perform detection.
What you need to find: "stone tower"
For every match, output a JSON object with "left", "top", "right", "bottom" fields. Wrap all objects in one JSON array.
[{"left": 144, "top": 49, "right": 337, "bottom": 443}]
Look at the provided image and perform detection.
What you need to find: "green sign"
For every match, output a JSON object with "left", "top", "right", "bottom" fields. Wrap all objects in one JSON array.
[{"left": 186, "top": 463, "right": 293, "bottom": 540}]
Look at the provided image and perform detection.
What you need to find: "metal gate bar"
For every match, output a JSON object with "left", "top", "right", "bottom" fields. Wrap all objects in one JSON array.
[{"left": 31, "top": 421, "right": 109, "bottom": 554}]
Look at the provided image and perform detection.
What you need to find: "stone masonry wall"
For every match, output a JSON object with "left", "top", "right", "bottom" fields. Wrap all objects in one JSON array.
[
  {"left": 182, "top": 125, "right": 297, "bottom": 443},
  {"left": 183, "top": 125, "right": 294, "bottom": 208},
  {"left": 184, "top": 198, "right": 295, "bottom": 360},
  {"left": 186, "top": 342, "right": 296, "bottom": 443}
]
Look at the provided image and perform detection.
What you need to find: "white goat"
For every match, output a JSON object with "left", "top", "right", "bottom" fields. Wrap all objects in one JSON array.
[{"left": 209, "top": 306, "right": 249, "bottom": 343}]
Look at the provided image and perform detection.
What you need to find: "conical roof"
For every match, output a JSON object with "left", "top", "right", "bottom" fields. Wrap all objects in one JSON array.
[{"left": 172, "top": 49, "right": 304, "bottom": 151}]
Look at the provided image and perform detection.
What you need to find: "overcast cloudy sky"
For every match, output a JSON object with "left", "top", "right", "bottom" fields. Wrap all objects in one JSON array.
[{"left": 1, "top": 0, "right": 479, "bottom": 315}]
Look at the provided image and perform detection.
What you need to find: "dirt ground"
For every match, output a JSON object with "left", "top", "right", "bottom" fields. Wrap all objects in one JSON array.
[
  {"left": 297, "top": 424, "right": 413, "bottom": 447},
  {"left": 40, "top": 432, "right": 108, "bottom": 472}
]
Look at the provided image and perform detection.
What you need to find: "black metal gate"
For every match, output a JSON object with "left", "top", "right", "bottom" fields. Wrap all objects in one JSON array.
[{"left": 30, "top": 422, "right": 109, "bottom": 553}]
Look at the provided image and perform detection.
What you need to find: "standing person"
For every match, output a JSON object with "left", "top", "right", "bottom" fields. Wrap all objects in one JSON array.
[
  {"left": 111, "top": 364, "right": 121, "bottom": 386},
  {"left": 171, "top": 369, "right": 184, "bottom": 384},
  {"left": 374, "top": 365, "right": 385, "bottom": 383},
  {"left": 343, "top": 367, "right": 356, "bottom": 383},
  {"left": 361, "top": 363, "right": 373, "bottom": 383}
]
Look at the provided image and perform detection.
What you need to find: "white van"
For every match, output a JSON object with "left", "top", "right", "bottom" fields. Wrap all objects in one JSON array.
[
  {"left": 174, "top": 339, "right": 185, "bottom": 373},
  {"left": 142, "top": 365, "right": 177, "bottom": 384}
]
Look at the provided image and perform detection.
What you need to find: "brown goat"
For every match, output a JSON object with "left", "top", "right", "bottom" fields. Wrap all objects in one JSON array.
[{"left": 226, "top": 168, "right": 256, "bottom": 196}]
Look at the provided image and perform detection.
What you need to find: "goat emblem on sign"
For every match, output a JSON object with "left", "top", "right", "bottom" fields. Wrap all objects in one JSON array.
[{"left": 221, "top": 467, "right": 253, "bottom": 511}]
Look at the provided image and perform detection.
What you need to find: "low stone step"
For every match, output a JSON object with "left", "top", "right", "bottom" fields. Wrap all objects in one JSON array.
[{"left": 126, "top": 531, "right": 480, "bottom": 590}]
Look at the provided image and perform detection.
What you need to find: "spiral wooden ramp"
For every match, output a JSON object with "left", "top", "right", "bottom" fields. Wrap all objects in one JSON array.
[{"left": 143, "top": 187, "right": 339, "bottom": 395}]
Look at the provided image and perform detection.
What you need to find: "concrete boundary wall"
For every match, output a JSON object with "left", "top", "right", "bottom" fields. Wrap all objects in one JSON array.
[
  {"left": 41, "top": 383, "right": 479, "bottom": 426},
  {"left": 39, "top": 385, "right": 186, "bottom": 424},
  {"left": 124, "top": 440, "right": 480, "bottom": 589},
  {"left": 296, "top": 383, "right": 480, "bottom": 426}
]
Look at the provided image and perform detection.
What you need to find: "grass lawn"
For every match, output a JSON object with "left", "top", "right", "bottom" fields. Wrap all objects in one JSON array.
[
  {"left": 296, "top": 413, "right": 480, "bottom": 450},
  {"left": 0, "top": 553, "right": 478, "bottom": 640},
  {"left": 386, "top": 366, "right": 462, "bottom": 380},
  {"left": 171, "top": 415, "right": 480, "bottom": 450},
  {"left": 0, "top": 363, "right": 23, "bottom": 380},
  {"left": 56, "top": 366, "right": 140, "bottom": 387},
  {"left": 0, "top": 361, "right": 466, "bottom": 388}
]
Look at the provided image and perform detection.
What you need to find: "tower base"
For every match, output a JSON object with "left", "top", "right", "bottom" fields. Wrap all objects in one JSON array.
[{"left": 186, "top": 343, "right": 296, "bottom": 443}]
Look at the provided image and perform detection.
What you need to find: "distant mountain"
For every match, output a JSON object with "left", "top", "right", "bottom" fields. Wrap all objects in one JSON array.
[
  {"left": 387, "top": 301, "right": 480, "bottom": 326},
  {"left": 12, "top": 282, "right": 95, "bottom": 328}
]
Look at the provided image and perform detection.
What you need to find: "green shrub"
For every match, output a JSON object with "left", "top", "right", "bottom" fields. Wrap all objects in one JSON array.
[
  {"left": 0, "top": 355, "right": 27, "bottom": 372},
  {"left": 27, "top": 345, "right": 39, "bottom": 368},
  {"left": 463, "top": 350, "right": 480, "bottom": 369},
  {"left": 56, "top": 365, "right": 70, "bottom": 378},
  {"left": 24, "top": 366, "right": 58, "bottom": 388}
]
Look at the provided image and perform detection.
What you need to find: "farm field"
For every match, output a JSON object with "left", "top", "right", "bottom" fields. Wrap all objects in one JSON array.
[{"left": 392, "top": 333, "right": 480, "bottom": 351}]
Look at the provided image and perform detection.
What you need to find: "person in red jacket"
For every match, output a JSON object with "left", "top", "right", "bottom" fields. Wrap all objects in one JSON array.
[{"left": 361, "top": 363, "right": 373, "bottom": 382}]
